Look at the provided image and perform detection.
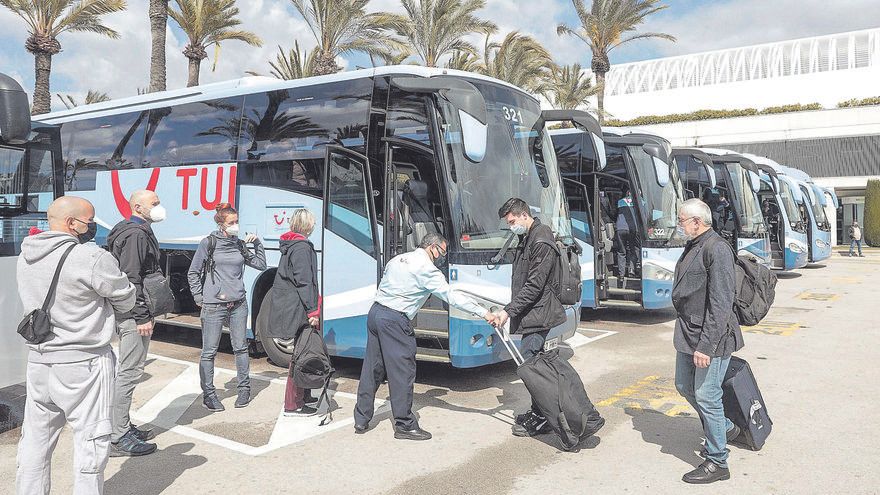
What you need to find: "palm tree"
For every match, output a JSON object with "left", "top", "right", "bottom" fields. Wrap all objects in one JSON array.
[
  {"left": 0, "top": 0, "right": 127, "bottom": 115},
  {"left": 247, "top": 42, "right": 318, "bottom": 80},
  {"left": 381, "top": 0, "right": 496, "bottom": 67},
  {"left": 557, "top": 0, "right": 675, "bottom": 123},
  {"left": 479, "top": 32, "right": 553, "bottom": 93},
  {"left": 56, "top": 89, "right": 111, "bottom": 109},
  {"left": 290, "top": 0, "right": 402, "bottom": 76},
  {"left": 444, "top": 50, "right": 480, "bottom": 72},
  {"left": 544, "top": 63, "right": 599, "bottom": 111},
  {"left": 169, "top": 0, "right": 263, "bottom": 87},
  {"left": 148, "top": 0, "right": 169, "bottom": 92},
  {"left": 370, "top": 49, "right": 413, "bottom": 67}
]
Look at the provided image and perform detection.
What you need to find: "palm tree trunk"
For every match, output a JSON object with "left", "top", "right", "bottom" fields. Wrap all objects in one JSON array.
[
  {"left": 187, "top": 57, "right": 201, "bottom": 87},
  {"left": 149, "top": 0, "right": 169, "bottom": 92},
  {"left": 32, "top": 51, "right": 53, "bottom": 115},
  {"left": 596, "top": 71, "right": 606, "bottom": 125}
]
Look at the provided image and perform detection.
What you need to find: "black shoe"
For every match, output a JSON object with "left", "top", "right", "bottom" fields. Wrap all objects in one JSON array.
[
  {"left": 304, "top": 392, "right": 319, "bottom": 406},
  {"left": 129, "top": 424, "right": 156, "bottom": 441},
  {"left": 583, "top": 416, "right": 605, "bottom": 438},
  {"left": 682, "top": 460, "right": 730, "bottom": 484},
  {"left": 235, "top": 389, "right": 251, "bottom": 408},
  {"left": 394, "top": 426, "right": 432, "bottom": 441},
  {"left": 283, "top": 405, "right": 317, "bottom": 417},
  {"left": 203, "top": 394, "right": 225, "bottom": 412},
  {"left": 512, "top": 413, "right": 551, "bottom": 437},
  {"left": 514, "top": 409, "right": 537, "bottom": 426},
  {"left": 109, "top": 430, "right": 157, "bottom": 457},
  {"left": 354, "top": 423, "right": 369, "bottom": 434}
]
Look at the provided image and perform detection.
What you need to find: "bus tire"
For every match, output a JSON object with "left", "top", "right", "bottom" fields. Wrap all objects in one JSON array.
[{"left": 255, "top": 290, "right": 294, "bottom": 368}]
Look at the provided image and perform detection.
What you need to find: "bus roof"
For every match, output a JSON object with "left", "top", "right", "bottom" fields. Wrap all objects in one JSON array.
[{"left": 39, "top": 65, "right": 535, "bottom": 123}]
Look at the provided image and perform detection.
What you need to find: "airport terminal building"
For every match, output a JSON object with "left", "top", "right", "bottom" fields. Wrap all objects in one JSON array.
[{"left": 598, "top": 28, "right": 880, "bottom": 245}]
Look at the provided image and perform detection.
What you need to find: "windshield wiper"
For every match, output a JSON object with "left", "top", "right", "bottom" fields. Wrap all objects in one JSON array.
[{"left": 488, "top": 231, "right": 517, "bottom": 269}]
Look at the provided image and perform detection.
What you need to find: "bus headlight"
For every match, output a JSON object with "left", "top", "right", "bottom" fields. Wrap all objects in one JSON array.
[
  {"left": 816, "top": 239, "right": 828, "bottom": 249},
  {"left": 788, "top": 243, "right": 806, "bottom": 254},
  {"left": 643, "top": 262, "right": 674, "bottom": 282}
]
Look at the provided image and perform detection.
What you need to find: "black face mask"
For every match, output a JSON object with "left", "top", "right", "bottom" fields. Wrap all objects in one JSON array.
[
  {"left": 432, "top": 246, "right": 447, "bottom": 268},
  {"left": 74, "top": 219, "right": 97, "bottom": 244}
]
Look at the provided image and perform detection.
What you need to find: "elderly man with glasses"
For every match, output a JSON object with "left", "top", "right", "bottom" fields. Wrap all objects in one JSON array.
[{"left": 672, "top": 199, "right": 745, "bottom": 484}]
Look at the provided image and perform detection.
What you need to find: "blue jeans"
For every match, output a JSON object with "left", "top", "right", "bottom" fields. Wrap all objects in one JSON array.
[
  {"left": 849, "top": 239, "right": 863, "bottom": 256},
  {"left": 675, "top": 351, "right": 733, "bottom": 468},
  {"left": 200, "top": 300, "right": 250, "bottom": 395}
]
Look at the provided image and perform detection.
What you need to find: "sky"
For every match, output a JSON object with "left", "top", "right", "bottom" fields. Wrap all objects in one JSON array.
[{"left": 1, "top": 0, "right": 879, "bottom": 112}]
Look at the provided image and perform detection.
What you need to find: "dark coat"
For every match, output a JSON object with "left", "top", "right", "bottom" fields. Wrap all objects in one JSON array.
[
  {"left": 504, "top": 218, "right": 566, "bottom": 335},
  {"left": 266, "top": 236, "right": 319, "bottom": 339},
  {"left": 106, "top": 218, "right": 162, "bottom": 324},
  {"left": 671, "top": 229, "right": 744, "bottom": 357}
]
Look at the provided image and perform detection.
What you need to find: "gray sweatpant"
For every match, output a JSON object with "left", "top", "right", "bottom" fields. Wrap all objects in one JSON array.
[
  {"left": 111, "top": 318, "right": 151, "bottom": 442},
  {"left": 16, "top": 350, "right": 116, "bottom": 495}
]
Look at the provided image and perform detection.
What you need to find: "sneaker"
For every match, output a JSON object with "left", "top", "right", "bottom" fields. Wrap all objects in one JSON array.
[
  {"left": 304, "top": 393, "right": 319, "bottom": 406},
  {"left": 203, "top": 394, "right": 225, "bottom": 412},
  {"left": 109, "top": 430, "right": 157, "bottom": 457},
  {"left": 283, "top": 405, "right": 317, "bottom": 417},
  {"left": 512, "top": 412, "right": 551, "bottom": 437},
  {"left": 514, "top": 409, "right": 536, "bottom": 426},
  {"left": 235, "top": 389, "right": 251, "bottom": 408},
  {"left": 129, "top": 424, "right": 156, "bottom": 441}
]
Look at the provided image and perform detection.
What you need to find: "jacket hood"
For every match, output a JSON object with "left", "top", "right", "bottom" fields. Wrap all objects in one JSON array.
[
  {"left": 21, "top": 231, "right": 79, "bottom": 263},
  {"left": 107, "top": 218, "right": 151, "bottom": 248},
  {"left": 279, "top": 233, "right": 312, "bottom": 254}
]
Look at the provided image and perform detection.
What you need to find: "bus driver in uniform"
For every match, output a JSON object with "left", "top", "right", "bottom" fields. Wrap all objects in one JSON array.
[{"left": 353, "top": 233, "right": 497, "bottom": 441}]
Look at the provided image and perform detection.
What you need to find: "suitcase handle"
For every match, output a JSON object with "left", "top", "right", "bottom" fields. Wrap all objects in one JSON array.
[{"left": 494, "top": 323, "right": 525, "bottom": 366}]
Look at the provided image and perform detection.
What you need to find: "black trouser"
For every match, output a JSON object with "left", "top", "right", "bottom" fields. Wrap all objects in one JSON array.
[
  {"left": 354, "top": 303, "right": 418, "bottom": 430},
  {"left": 521, "top": 330, "right": 549, "bottom": 413},
  {"left": 617, "top": 230, "right": 639, "bottom": 278}
]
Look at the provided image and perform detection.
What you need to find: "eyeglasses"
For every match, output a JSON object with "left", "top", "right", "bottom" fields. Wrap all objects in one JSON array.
[{"left": 677, "top": 216, "right": 698, "bottom": 226}]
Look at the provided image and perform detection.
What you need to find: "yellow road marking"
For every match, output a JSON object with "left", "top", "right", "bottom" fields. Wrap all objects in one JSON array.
[
  {"left": 831, "top": 277, "right": 860, "bottom": 284},
  {"left": 742, "top": 320, "right": 803, "bottom": 336},
  {"left": 796, "top": 291, "right": 839, "bottom": 302},
  {"left": 598, "top": 376, "right": 693, "bottom": 417}
]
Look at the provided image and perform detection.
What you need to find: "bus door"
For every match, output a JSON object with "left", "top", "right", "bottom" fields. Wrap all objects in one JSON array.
[
  {"left": 320, "top": 146, "right": 380, "bottom": 358},
  {"left": 756, "top": 166, "right": 785, "bottom": 269},
  {"left": 382, "top": 138, "right": 450, "bottom": 362}
]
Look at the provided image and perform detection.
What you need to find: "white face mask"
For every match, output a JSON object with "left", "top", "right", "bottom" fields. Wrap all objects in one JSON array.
[
  {"left": 148, "top": 205, "right": 167, "bottom": 223},
  {"left": 510, "top": 223, "right": 528, "bottom": 236},
  {"left": 224, "top": 224, "right": 240, "bottom": 237}
]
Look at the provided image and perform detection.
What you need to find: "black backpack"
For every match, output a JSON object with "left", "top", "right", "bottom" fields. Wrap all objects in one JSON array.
[
  {"left": 705, "top": 239, "right": 777, "bottom": 326},
  {"left": 292, "top": 326, "right": 335, "bottom": 425},
  {"left": 550, "top": 239, "right": 583, "bottom": 306}
]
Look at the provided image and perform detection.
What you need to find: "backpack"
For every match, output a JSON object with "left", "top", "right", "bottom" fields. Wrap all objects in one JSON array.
[
  {"left": 704, "top": 239, "right": 777, "bottom": 326},
  {"left": 200, "top": 235, "right": 252, "bottom": 286},
  {"left": 292, "top": 326, "right": 335, "bottom": 425},
  {"left": 551, "top": 239, "right": 583, "bottom": 306}
]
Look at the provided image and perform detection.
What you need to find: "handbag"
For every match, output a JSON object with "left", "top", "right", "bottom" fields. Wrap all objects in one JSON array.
[
  {"left": 142, "top": 271, "right": 176, "bottom": 316},
  {"left": 17, "top": 243, "right": 76, "bottom": 344}
]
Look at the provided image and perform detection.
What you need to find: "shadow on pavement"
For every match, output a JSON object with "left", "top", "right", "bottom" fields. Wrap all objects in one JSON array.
[
  {"left": 626, "top": 407, "right": 703, "bottom": 467},
  {"left": 582, "top": 307, "right": 677, "bottom": 326},
  {"left": 776, "top": 271, "right": 803, "bottom": 279},
  {"left": 105, "top": 442, "right": 207, "bottom": 495}
]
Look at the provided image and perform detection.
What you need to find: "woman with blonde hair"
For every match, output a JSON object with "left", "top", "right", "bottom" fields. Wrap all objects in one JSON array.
[{"left": 267, "top": 208, "right": 323, "bottom": 416}]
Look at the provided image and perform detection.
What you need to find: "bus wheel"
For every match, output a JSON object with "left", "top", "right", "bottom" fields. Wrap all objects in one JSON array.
[{"left": 255, "top": 290, "right": 295, "bottom": 368}]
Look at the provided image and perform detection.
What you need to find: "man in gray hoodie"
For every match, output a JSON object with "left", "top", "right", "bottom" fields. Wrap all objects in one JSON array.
[{"left": 16, "top": 196, "right": 135, "bottom": 495}]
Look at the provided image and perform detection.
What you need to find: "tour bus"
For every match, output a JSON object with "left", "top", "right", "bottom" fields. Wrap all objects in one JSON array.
[
  {"left": 550, "top": 128, "right": 685, "bottom": 310},
  {"left": 775, "top": 166, "right": 832, "bottom": 263},
  {"left": 673, "top": 148, "right": 770, "bottom": 264},
  {"left": 39, "top": 66, "right": 580, "bottom": 368},
  {"left": 0, "top": 73, "right": 64, "bottom": 400},
  {"left": 739, "top": 154, "right": 809, "bottom": 270}
]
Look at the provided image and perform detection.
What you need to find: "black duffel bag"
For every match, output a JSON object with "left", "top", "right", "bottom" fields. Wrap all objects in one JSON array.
[
  {"left": 292, "top": 325, "right": 335, "bottom": 425},
  {"left": 142, "top": 271, "right": 176, "bottom": 316},
  {"left": 17, "top": 243, "right": 76, "bottom": 344}
]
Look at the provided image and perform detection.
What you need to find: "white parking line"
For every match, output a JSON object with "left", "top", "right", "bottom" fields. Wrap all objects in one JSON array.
[
  {"left": 132, "top": 353, "right": 389, "bottom": 456},
  {"left": 570, "top": 328, "right": 618, "bottom": 347}
]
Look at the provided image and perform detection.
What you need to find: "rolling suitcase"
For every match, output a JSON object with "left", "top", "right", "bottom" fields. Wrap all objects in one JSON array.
[
  {"left": 722, "top": 356, "right": 772, "bottom": 450},
  {"left": 495, "top": 325, "right": 604, "bottom": 451}
]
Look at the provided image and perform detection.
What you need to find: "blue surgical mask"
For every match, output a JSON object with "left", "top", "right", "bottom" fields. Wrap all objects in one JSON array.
[{"left": 510, "top": 223, "right": 528, "bottom": 236}]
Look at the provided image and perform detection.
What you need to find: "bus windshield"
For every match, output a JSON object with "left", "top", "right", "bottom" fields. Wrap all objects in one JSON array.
[
  {"left": 807, "top": 189, "right": 830, "bottom": 229},
  {"left": 777, "top": 180, "right": 802, "bottom": 228},
  {"left": 726, "top": 164, "right": 765, "bottom": 235},
  {"left": 439, "top": 81, "right": 570, "bottom": 250},
  {"left": 1, "top": 139, "right": 55, "bottom": 212},
  {"left": 626, "top": 146, "right": 681, "bottom": 242}
]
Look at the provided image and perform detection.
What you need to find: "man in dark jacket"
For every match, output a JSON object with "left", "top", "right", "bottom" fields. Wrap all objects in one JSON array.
[
  {"left": 672, "top": 198, "right": 745, "bottom": 484},
  {"left": 106, "top": 189, "right": 167, "bottom": 457},
  {"left": 493, "top": 198, "right": 566, "bottom": 437}
]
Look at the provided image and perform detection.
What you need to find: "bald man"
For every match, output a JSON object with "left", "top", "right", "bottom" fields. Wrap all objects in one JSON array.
[
  {"left": 16, "top": 196, "right": 135, "bottom": 495},
  {"left": 105, "top": 189, "right": 167, "bottom": 456}
]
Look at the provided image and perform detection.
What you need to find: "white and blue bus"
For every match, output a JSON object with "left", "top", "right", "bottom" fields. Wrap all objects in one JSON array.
[
  {"left": 1, "top": 73, "right": 64, "bottom": 402},
  {"left": 741, "top": 155, "right": 810, "bottom": 270},
  {"left": 40, "top": 67, "right": 579, "bottom": 368},
  {"left": 777, "top": 167, "right": 832, "bottom": 263},
  {"left": 550, "top": 128, "right": 685, "bottom": 310},
  {"left": 674, "top": 148, "right": 770, "bottom": 264}
]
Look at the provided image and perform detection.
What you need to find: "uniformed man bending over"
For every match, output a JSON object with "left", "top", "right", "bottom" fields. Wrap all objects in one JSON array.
[{"left": 353, "top": 233, "right": 496, "bottom": 440}]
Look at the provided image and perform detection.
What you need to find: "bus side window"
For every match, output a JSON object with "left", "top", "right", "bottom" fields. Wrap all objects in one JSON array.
[
  {"left": 61, "top": 111, "right": 148, "bottom": 191},
  {"left": 326, "top": 152, "right": 375, "bottom": 257}
]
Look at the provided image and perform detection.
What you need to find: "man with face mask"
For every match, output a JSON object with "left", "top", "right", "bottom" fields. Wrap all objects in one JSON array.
[
  {"left": 672, "top": 199, "right": 744, "bottom": 484},
  {"left": 105, "top": 190, "right": 167, "bottom": 456},
  {"left": 16, "top": 197, "right": 135, "bottom": 495},
  {"left": 354, "top": 233, "right": 496, "bottom": 440}
]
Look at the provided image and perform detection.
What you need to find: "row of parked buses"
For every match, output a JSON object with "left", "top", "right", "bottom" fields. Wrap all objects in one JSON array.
[{"left": 0, "top": 67, "right": 837, "bottom": 376}]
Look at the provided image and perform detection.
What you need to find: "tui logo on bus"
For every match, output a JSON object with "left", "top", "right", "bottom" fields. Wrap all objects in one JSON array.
[{"left": 110, "top": 165, "right": 237, "bottom": 218}]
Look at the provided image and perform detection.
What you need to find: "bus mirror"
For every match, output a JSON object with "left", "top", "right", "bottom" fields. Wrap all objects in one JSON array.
[
  {"left": 0, "top": 73, "right": 31, "bottom": 143},
  {"left": 652, "top": 157, "right": 670, "bottom": 187},
  {"left": 591, "top": 133, "right": 607, "bottom": 170},
  {"left": 458, "top": 109, "right": 487, "bottom": 162}
]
